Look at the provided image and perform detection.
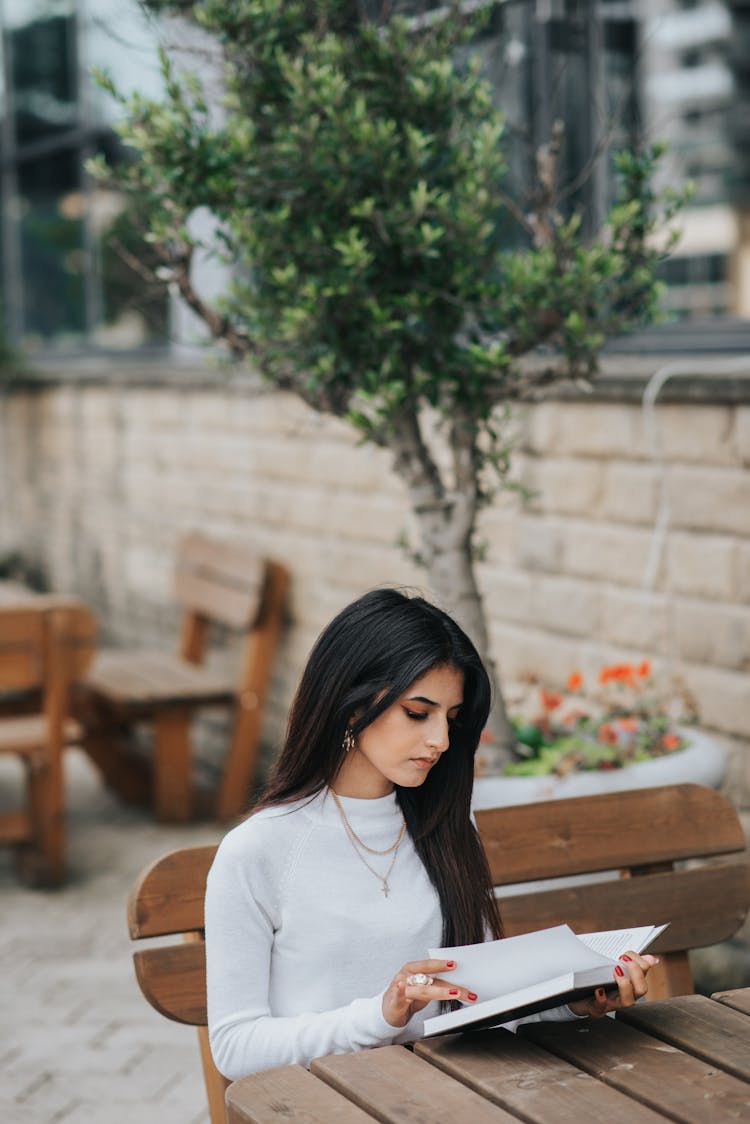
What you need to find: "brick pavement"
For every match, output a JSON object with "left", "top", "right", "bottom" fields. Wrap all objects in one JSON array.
[{"left": 0, "top": 749, "right": 224, "bottom": 1124}]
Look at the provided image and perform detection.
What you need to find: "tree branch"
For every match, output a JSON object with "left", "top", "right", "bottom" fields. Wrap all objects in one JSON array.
[{"left": 170, "top": 247, "right": 254, "bottom": 360}]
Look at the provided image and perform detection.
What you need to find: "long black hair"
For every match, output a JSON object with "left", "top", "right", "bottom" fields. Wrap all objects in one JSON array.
[{"left": 256, "top": 587, "right": 501, "bottom": 946}]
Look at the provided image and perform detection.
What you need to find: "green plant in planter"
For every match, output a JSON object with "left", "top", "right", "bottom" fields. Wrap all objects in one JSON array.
[{"left": 505, "top": 662, "right": 699, "bottom": 777}]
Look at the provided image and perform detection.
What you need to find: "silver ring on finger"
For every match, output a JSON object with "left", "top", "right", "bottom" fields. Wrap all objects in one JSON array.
[{"left": 406, "top": 973, "right": 434, "bottom": 986}]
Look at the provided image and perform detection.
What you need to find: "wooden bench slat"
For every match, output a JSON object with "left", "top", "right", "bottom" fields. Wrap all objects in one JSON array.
[
  {"left": 85, "top": 651, "right": 234, "bottom": 708},
  {"left": 227, "top": 1064, "right": 374, "bottom": 1123},
  {"left": 128, "top": 845, "right": 217, "bottom": 937},
  {"left": 499, "top": 863, "right": 750, "bottom": 951},
  {"left": 713, "top": 987, "right": 750, "bottom": 1017},
  {"left": 0, "top": 714, "right": 82, "bottom": 754},
  {"left": 312, "top": 1044, "right": 517, "bottom": 1123},
  {"left": 523, "top": 1017, "right": 750, "bottom": 1122},
  {"left": 415, "top": 1028, "right": 665, "bottom": 1124},
  {"left": 476, "top": 784, "right": 746, "bottom": 882},
  {"left": 133, "top": 944, "right": 207, "bottom": 1025},
  {"left": 618, "top": 994, "right": 750, "bottom": 1082}
]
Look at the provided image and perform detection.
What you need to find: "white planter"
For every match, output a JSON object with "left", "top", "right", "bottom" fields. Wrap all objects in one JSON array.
[{"left": 471, "top": 727, "right": 726, "bottom": 811}]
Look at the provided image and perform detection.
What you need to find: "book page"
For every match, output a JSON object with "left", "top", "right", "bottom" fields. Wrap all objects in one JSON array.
[
  {"left": 577, "top": 924, "right": 668, "bottom": 960},
  {"left": 430, "top": 924, "right": 614, "bottom": 1003}
]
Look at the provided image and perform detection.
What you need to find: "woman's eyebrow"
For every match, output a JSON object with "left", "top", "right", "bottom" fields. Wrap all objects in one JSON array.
[{"left": 406, "top": 695, "right": 462, "bottom": 710}]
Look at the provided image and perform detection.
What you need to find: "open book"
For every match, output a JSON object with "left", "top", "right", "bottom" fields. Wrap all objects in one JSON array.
[{"left": 423, "top": 922, "right": 668, "bottom": 1037}]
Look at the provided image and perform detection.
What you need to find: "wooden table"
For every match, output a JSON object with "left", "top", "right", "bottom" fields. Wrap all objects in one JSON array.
[{"left": 226, "top": 988, "right": 750, "bottom": 1122}]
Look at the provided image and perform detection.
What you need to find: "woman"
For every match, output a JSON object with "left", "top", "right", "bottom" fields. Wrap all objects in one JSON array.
[{"left": 205, "top": 588, "right": 655, "bottom": 1079}]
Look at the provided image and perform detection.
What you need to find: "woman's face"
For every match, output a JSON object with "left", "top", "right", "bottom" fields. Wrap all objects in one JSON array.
[{"left": 334, "top": 663, "right": 465, "bottom": 798}]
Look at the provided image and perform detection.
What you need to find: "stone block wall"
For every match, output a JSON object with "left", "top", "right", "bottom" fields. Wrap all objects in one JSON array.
[{"left": 1, "top": 363, "right": 748, "bottom": 805}]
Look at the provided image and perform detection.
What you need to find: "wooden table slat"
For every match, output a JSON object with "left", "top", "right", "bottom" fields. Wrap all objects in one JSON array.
[
  {"left": 713, "top": 987, "right": 750, "bottom": 1018},
  {"left": 226, "top": 1063, "right": 376, "bottom": 1123},
  {"left": 312, "top": 1044, "right": 518, "bottom": 1123},
  {"left": 618, "top": 994, "right": 750, "bottom": 1082},
  {"left": 523, "top": 1017, "right": 750, "bottom": 1124},
  {"left": 415, "top": 1029, "right": 666, "bottom": 1124}
]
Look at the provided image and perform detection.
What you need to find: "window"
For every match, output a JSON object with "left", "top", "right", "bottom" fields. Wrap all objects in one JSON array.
[{"left": 0, "top": 0, "right": 168, "bottom": 353}]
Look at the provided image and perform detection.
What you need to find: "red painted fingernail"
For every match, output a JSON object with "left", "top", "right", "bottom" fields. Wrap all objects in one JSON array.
[
  {"left": 446, "top": 961, "right": 456, "bottom": 968},
  {"left": 468, "top": 992, "right": 478, "bottom": 1001},
  {"left": 614, "top": 965, "right": 625, "bottom": 977},
  {"left": 449, "top": 989, "right": 459, "bottom": 996},
  {"left": 620, "top": 955, "right": 632, "bottom": 962}
]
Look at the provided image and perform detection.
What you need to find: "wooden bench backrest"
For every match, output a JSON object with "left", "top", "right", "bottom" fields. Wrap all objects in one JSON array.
[
  {"left": 127, "top": 783, "right": 750, "bottom": 1030},
  {"left": 476, "top": 784, "right": 750, "bottom": 955},
  {"left": 175, "top": 533, "right": 267, "bottom": 634}
]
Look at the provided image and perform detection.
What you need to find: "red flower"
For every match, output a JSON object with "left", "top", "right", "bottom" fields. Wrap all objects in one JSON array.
[
  {"left": 613, "top": 664, "right": 636, "bottom": 685},
  {"left": 662, "top": 734, "right": 680, "bottom": 750},
  {"left": 598, "top": 723, "right": 619, "bottom": 745},
  {"left": 567, "top": 672, "right": 583, "bottom": 692},
  {"left": 615, "top": 717, "right": 638, "bottom": 733},
  {"left": 638, "top": 659, "right": 651, "bottom": 678},
  {"left": 539, "top": 688, "right": 563, "bottom": 711}
]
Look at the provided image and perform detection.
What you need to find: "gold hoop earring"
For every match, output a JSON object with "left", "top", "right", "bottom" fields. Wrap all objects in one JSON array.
[{"left": 343, "top": 726, "right": 356, "bottom": 754}]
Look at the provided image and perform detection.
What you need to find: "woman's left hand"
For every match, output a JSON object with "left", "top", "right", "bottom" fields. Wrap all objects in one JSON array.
[{"left": 568, "top": 951, "right": 659, "bottom": 1018}]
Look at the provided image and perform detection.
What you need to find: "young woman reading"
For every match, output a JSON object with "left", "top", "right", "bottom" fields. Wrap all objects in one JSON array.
[{"left": 205, "top": 588, "right": 656, "bottom": 1079}]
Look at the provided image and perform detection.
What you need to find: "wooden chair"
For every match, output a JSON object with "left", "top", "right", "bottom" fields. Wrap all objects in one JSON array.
[
  {"left": 0, "top": 601, "right": 97, "bottom": 886},
  {"left": 77, "top": 534, "right": 288, "bottom": 823},
  {"left": 126, "top": 783, "right": 750, "bottom": 1123}
]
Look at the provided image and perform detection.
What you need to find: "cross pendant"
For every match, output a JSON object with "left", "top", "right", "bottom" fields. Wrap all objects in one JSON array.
[{"left": 382, "top": 882, "right": 389, "bottom": 897}]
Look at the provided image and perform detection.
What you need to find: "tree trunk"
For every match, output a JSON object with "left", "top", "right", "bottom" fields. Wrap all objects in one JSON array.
[
  {"left": 422, "top": 529, "right": 516, "bottom": 770},
  {"left": 389, "top": 407, "right": 516, "bottom": 769}
]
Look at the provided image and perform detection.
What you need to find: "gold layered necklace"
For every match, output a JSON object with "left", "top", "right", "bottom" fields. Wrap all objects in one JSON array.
[{"left": 330, "top": 789, "right": 406, "bottom": 898}]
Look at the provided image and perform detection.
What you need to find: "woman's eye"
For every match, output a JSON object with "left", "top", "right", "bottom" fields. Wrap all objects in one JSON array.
[{"left": 404, "top": 709, "right": 428, "bottom": 721}]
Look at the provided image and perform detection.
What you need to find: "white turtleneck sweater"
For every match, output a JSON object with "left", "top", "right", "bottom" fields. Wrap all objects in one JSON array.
[{"left": 205, "top": 787, "right": 576, "bottom": 1080}]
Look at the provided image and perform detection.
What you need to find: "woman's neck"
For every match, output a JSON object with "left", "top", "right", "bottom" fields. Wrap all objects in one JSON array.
[{"left": 331, "top": 753, "right": 394, "bottom": 799}]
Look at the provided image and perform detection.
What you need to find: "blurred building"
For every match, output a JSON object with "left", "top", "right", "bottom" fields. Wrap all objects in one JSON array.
[
  {"left": 0, "top": 0, "right": 168, "bottom": 354},
  {"left": 475, "top": 0, "right": 746, "bottom": 320},
  {"left": 0, "top": 0, "right": 747, "bottom": 353}
]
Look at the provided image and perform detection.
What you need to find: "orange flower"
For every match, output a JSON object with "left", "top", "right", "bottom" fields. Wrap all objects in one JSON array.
[
  {"left": 637, "top": 659, "right": 651, "bottom": 678},
  {"left": 567, "top": 672, "right": 583, "bottom": 691},
  {"left": 598, "top": 666, "right": 613, "bottom": 685},
  {"left": 608, "top": 663, "right": 635, "bottom": 686},
  {"left": 598, "top": 723, "right": 619, "bottom": 745},
  {"left": 662, "top": 734, "right": 681, "bottom": 750},
  {"left": 615, "top": 717, "right": 638, "bottom": 732},
  {"left": 539, "top": 688, "right": 562, "bottom": 711}
]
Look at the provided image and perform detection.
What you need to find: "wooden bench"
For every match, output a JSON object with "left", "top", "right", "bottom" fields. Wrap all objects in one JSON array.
[
  {"left": 76, "top": 534, "right": 288, "bottom": 823},
  {"left": 126, "top": 783, "right": 750, "bottom": 1124},
  {"left": 0, "top": 601, "right": 97, "bottom": 885}
]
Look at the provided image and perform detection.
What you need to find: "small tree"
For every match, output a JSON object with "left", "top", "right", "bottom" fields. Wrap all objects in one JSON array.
[{"left": 93, "top": 0, "right": 685, "bottom": 756}]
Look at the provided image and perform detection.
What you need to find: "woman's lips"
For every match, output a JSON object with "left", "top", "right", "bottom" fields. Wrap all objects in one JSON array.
[{"left": 412, "top": 757, "right": 438, "bottom": 768}]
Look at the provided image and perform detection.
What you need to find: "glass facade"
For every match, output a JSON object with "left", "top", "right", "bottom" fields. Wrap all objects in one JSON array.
[
  {"left": 0, "top": 0, "right": 739, "bottom": 353},
  {"left": 0, "top": 0, "right": 168, "bottom": 352}
]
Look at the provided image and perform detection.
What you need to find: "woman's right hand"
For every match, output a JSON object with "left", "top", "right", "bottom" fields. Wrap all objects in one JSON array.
[{"left": 381, "top": 959, "right": 478, "bottom": 1028}]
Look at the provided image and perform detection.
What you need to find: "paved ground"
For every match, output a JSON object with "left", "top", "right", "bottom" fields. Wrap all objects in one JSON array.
[{"left": 0, "top": 749, "right": 224, "bottom": 1124}]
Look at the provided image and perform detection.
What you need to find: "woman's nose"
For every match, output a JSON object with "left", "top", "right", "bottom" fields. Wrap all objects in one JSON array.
[{"left": 425, "top": 717, "right": 450, "bottom": 752}]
